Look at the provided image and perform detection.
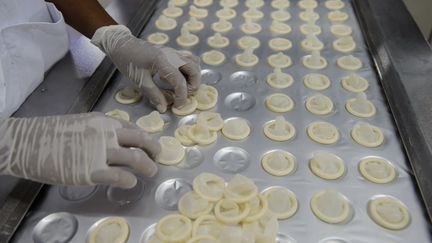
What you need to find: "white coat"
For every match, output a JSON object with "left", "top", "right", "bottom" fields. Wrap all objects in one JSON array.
[{"left": 0, "top": 0, "right": 69, "bottom": 118}]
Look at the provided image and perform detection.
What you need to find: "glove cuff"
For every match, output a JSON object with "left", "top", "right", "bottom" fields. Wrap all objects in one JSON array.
[{"left": 91, "top": 25, "right": 132, "bottom": 54}]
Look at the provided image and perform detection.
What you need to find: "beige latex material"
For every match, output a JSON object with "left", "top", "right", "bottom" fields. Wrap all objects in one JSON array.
[
  {"left": 187, "top": 121, "right": 218, "bottom": 145},
  {"left": 303, "top": 73, "right": 331, "bottom": 91},
  {"left": 307, "top": 121, "right": 340, "bottom": 144},
  {"left": 300, "top": 20, "right": 322, "bottom": 35},
  {"left": 305, "top": 94, "right": 334, "bottom": 115},
  {"left": 178, "top": 191, "right": 214, "bottom": 219},
  {"left": 271, "top": 0, "right": 290, "bottom": 9},
  {"left": 87, "top": 217, "right": 130, "bottom": 243},
  {"left": 156, "top": 214, "right": 192, "bottom": 242},
  {"left": 303, "top": 50, "right": 327, "bottom": 70},
  {"left": 186, "top": 235, "right": 216, "bottom": 243},
  {"left": 194, "top": 84, "right": 218, "bottom": 110},
  {"left": 351, "top": 123, "right": 384, "bottom": 148},
  {"left": 197, "top": 111, "right": 224, "bottom": 131},
  {"left": 241, "top": 18, "right": 262, "bottom": 34},
  {"left": 214, "top": 199, "right": 251, "bottom": 224},
  {"left": 189, "top": 5, "right": 208, "bottom": 19},
  {"left": 328, "top": 10, "right": 349, "bottom": 22},
  {"left": 238, "top": 36, "right": 260, "bottom": 49},
  {"left": 261, "top": 150, "right": 296, "bottom": 176},
  {"left": 105, "top": 109, "right": 130, "bottom": 121},
  {"left": 325, "top": 0, "right": 345, "bottom": 10},
  {"left": 177, "top": 26, "right": 199, "bottom": 47},
  {"left": 136, "top": 111, "right": 164, "bottom": 133},
  {"left": 177, "top": 50, "right": 193, "bottom": 56},
  {"left": 301, "top": 34, "right": 324, "bottom": 51},
  {"left": 175, "top": 125, "right": 196, "bottom": 146},
  {"left": 194, "top": 0, "right": 213, "bottom": 7},
  {"left": 299, "top": 8, "right": 320, "bottom": 22},
  {"left": 216, "top": 7, "right": 237, "bottom": 20},
  {"left": 246, "top": 0, "right": 265, "bottom": 8},
  {"left": 163, "top": 2, "right": 183, "bottom": 18},
  {"left": 211, "top": 18, "right": 233, "bottom": 32},
  {"left": 269, "top": 37, "right": 292, "bottom": 51},
  {"left": 265, "top": 93, "right": 294, "bottom": 113},
  {"left": 192, "top": 215, "right": 223, "bottom": 238},
  {"left": 222, "top": 118, "right": 251, "bottom": 140},
  {"left": 333, "top": 36, "right": 356, "bottom": 52},
  {"left": 341, "top": 74, "right": 369, "bottom": 92},
  {"left": 157, "top": 136, "right": 185, "bottom": 165},
  {"left": 266, "top": 68, "right": 294, "bottom": 89},
  {"left": 262, "top": 187, "right": 298, "bottom": 219},
  {"left": 244, "top": 195, "right": 268, "bottom": 222},
  {"left": 202, "top": 50, "right": 226, "bottom": 66},
  {"left": 346, "top": 92, "right": 376, "bottom": 118},
  {"left": 220, "top": 0, "right": 239, "bottom": 8},
  {"left": 114, "top": 86, "right": 141, "bottom": 105},
  {"left": 311, "top": 190, "right": 351, "bottom": 224},
  {"left": 236, "top": 48, "right": 259, "bottom": 67},
  {"left": 172, "top": 97, "right": 198, "bottom": 116},
  {"left": 309, "top": 151, "right": 345, "bottom": 180},
  {"left": 207, "top": 32, "right": 230, "bottom": 48},
  {"left": 155, "top": 15, "right": 177, "bottom": 31},
  {"left": 337, "top": 55, "right": 362, "bottom": 71},
  {"left": 147, "top": 32, "right": 170, "bottom": 45},
  {"left": 184, "top": 17, "right": 205, "bottom": 32},
  {"left": 271, "top": 8, "right": 291, "bottom": 21},
  {"left": 263, "top": 116, "right": 296, "bottom": 141},
  {"left": 171, "top": 0, "right": 188, "bottom": 6},
  {"left": 218, "top": 226, "right": 255, "bottom": 242},
  {"left": 270, "top": 20, "right": 292, "bottom": 34},
  {"left": 242, "top": 7, "right": 264, "bottom": 20},
  {"left": 331, "top": 24, "right": 353, "bottom": 36},
  {"left": 298, "top": 0, "right": 318, "bottom": 9},
  {"left": 193, "top": 173, "right": 225, "bottom": 202},
  {"left": 242, "top": 212, "right": 279, "bottom": 242},
  {"left": 359, "top": 157, "right": 397, "bottom": 184},
  {"left": 224, "top": 174, "right": 258, "bottom": 203},
  {"left": 268, "top": 52, "right": 292, "bottom": 68},
  {"left": 368, "top": 197, "right": 410, "bottom": 230}
]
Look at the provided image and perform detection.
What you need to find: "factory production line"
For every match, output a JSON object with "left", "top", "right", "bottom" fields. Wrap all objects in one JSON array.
[{"left": 1, "top": 0, "right": 432, "bottom": 242}]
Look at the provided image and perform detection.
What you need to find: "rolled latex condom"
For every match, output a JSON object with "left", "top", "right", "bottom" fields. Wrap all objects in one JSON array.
[
  {"left": 346, "top": 92, "right": 376, "bottom": 117},
  {"left": 302, "top": 34, "right": 324, "bottom": 51},
  {"left": 236, "top": 48, "right": 259, "bottom": 67},
  {"left": 241, "top": 17, "right": 262, "bottom": 34},
  {"left": 303, "top": 50, "right": 327, "bottom": 69},
  {"left": 208, "top": 32, "right": 230, "bottom": 48},
  {"left": 266, "top": 68, "right": 294, "bottom": 89},
  {"left": 352, "top": 122, "right": 384, "bottom": 147},
  {"left": 342, "top": 73, "right": 369, "bottom": 92},
  {"left": 163, "top": 2, "right": 183, "bottom": 18},
  {"left": 184, "top": 17, "right": 204, "bottom": 32},
  {"left": 177, "top": 26, "right": 199, "bottom": 47},
  {"left": 301, "top": 19, "right": 322, "bottom": 35}
]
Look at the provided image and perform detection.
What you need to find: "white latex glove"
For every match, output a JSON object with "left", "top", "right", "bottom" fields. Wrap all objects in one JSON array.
[
  {"left": 91, "top": 25, "right": 201, "bottom": 113},
  {"left": 0, "top": 113, "right": 160, "bottom": 189}
]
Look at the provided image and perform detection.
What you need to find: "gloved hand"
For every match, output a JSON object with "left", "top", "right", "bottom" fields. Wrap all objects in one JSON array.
[
  {"left": 0, "top": 113, "right": 160, "bottom": 189},
  {"left": 91, "top": 25, "right": 201, "bottom": 113}
]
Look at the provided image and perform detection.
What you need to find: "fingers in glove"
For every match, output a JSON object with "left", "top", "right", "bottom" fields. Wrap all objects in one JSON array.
[
  {"left": 138, "top": 69, "right": 168, "bottom": 113},
  {"left": 91, "top": 168, "right": 137, "bottom": 189},
  {"left": 116, "top": 128, "right": 161, "bottom": 158},
  {"left": 158, "top": 66, "right": 188, "bottom": 108},
  {"left": 107, "top": 147, "right": 158, "bottom": 177},
  {"left": 179, "top": 58, "right": 201, "bottom": 93}
]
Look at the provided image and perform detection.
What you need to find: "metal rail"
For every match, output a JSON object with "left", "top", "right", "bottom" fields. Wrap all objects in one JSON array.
[{"left": 353, "top": 0, "right": 432, "bottom": 221}]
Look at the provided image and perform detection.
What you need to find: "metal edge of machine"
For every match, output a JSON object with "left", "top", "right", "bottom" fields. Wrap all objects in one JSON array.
[
  {"left": 0, "top": 0, "right": 158, "bottom": 242},
  {"left": 353, "top": 0, "right": 432, "bottom": 222}
]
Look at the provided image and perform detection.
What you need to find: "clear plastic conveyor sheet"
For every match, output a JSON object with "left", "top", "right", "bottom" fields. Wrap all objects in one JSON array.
[{"left": 11, "top": 0, "right": 432, "bottom": 242}]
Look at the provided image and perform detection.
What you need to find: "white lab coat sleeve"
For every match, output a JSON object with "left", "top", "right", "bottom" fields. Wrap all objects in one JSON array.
[{"left": 0, "top": 2, "right": 69, "bottom": 118}]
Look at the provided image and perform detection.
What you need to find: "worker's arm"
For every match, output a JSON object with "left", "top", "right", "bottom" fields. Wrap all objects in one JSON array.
[
  {"left": 47, "top": 0, "right": 201, "bottom": 113},
  {"left": 47, "top": 0, "right": 116, "bottom": 38}
]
